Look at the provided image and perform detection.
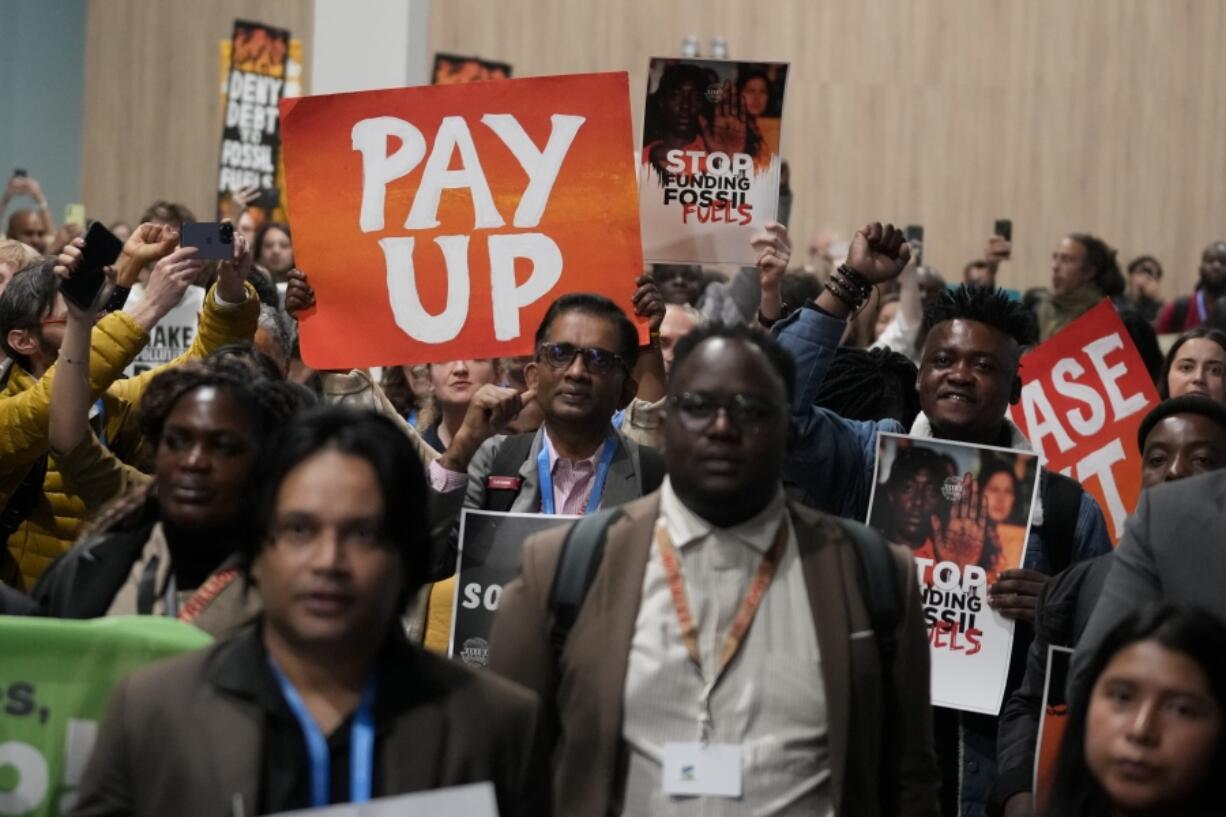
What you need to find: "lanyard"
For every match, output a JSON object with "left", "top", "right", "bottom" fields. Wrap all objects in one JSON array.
[
  {"left": 1197, "top": 289, "right": 1208, "bottom": 324},
  {"left": 268, "top": 659, "right": 378, "bottom": 808},
  {"left": 656, "top": 519, "right": 788, "bottom": 741},
  {"left": 537, "top": 431, "right": 618, "bottom": 515}
]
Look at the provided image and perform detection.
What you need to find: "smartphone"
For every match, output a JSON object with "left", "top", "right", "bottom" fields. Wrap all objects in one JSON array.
[
  {"left": 905, "top": 224, "right": 924, "bottom": 265},
  {"left": 60, "top": 221, "right": 123, "bottom": 310},
  {"left": 994, "top": 219, "right": 1013, "bottom": 243},
  {"left": 180, "top": 221, "right": 235, "bottom": 260},
  {"left": 12, "top": 168, "right": 26, "bottom": 178}
]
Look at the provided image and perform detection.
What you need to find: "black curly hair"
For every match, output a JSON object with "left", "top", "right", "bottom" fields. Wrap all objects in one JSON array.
[
  {"left": 923, "top": 284, "right": 1040, "bottom": 351},
  {"left": 815, "top": 346, "right": 921, "bottom": 427},
  {"left": 85, "top": 360, "right": 315, "bottom": 537}
]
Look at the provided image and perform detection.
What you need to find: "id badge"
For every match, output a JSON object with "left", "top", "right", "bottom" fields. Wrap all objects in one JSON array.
[{"left": 661, "top": 742, "right": 742, "bottom": 798}]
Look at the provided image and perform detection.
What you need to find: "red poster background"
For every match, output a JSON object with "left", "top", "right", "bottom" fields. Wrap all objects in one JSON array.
[
  {"left": 280, "top": 72, "right": 643, "bottom": 369},
  {"left": 1008, "top": 300, "right": 1160, "bottom": 542}
]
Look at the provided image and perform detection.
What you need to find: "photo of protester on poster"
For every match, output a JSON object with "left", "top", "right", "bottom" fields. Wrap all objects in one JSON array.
[
  {"left": 639, "top": 57, "right": 788, "bottom": 264},
  {"left": 868, "top": 433, "right": 1037, "bottom": 587}
]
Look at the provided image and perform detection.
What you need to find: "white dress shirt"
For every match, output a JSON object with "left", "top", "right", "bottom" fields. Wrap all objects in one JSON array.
[{"left": 620, "top": 478, "right": 833, "bottom": 817}]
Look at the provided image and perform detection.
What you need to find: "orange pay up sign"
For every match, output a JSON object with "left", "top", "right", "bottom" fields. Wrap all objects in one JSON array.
[
  {"left": 1008, "top": 300, "right": 1160, "bottom": 543},
  {"left": 280, "top": 72, "right": 644, "bottom": 368}
]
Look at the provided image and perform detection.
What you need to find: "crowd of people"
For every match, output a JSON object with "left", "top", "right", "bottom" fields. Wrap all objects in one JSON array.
[{"left": 3, "top": 160, "right": 1226, "bottom": 817}]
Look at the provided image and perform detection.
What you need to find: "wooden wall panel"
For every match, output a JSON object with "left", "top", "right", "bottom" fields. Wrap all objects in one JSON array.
[
  {"left": 82, "top": 0, "right": 312, "bottom": 224},
  {"left": 429, "top": 0, "right": 1226, "bottom": 297}
]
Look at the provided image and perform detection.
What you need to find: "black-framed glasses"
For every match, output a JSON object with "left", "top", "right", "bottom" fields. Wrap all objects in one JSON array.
[
  {"left": 667, "top": 392, "right": 779, "bottom": 433},
  {"left": 536, "top": 342, "right": 627, "bottom": 375}
]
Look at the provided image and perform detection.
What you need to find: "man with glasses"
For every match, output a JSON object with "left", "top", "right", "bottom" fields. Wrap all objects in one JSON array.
[
  {"left": 424, "top": 292, "right": 665, "bottom": 576},
  {"left": 489, "top": 322, "right": 939, "bottom": 817}
]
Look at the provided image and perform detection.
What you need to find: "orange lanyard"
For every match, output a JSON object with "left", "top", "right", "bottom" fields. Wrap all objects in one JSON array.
[
  {"left": 177, "top": 568, "right": 240, "bottom": 624},
  {"left": 656, "top": 518, "right": 788, "bottom": 739}
]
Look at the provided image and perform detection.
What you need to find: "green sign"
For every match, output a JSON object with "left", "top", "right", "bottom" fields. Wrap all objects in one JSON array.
[{"left": 0, "top": 616, "right": 212, "bottom": 817}]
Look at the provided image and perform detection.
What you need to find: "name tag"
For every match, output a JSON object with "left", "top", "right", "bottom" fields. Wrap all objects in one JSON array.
[
  {"left": 662, "top": 742, "right": 742, "bottom": 798},
  {"left": 485, "top": 476, "right": 523, "bottom": 491}
]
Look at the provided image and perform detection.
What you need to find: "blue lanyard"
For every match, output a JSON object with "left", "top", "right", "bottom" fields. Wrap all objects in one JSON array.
[
  {"left": 537, "top": 430, "right": 618, "bottom": 515},
  {"left": 1197, "top": 290, "right": 1208, "bottom": 324},
  {"left": 93, "top": 399, "right": 108, "bottom": 448},
  {"left": 268, "top": 658, "right": 378, "bottom": 808}
]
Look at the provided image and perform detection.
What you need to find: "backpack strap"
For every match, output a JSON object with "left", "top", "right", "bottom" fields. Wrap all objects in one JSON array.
[
  {"left": 547, "top": 507, "right": 622, "bottom": 662},
  {"left": 637, "top": 445, "right": 665, "bottom": 494},
  {"left": 1042, "top": 470, "right": 1084, "bottom": 574},
  {"left": 482, "top": 433, "right": 537, "bottom": 512},
  {"left": 834, "top": 517, "right": 901, "bottom": 674}
]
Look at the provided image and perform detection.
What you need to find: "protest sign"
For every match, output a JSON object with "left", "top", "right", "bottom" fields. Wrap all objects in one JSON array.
[
  {"left": 218, "top": 34, "right": 305, "bottom": 225},
  {"left": 867, "top": 432, "right": 1040, "bottom": 714},
  {"left": 1034, "top": 645, "right": 1073, "bottom": 812},
  {"left": 217, "top": 20, "right": 291, "bottom": 217},
  {"left": 280, "top": 72, "right": 644, "bottom": 369},
  {"left": 267, "top": 782, "right": 497, "bottom": 817},
  {"left": 432, "top": 53, "right": 512, "bottom": 84},
  {"left": 0, "top": 617, "right": 211, "bottom": 817},
  {"left": 122, "top": 285, "right": 204, "bottom": 377},
  {"left": 1008, "top": 299, "right": 1160, "bottom": 542},
  {"left": 639, "top": 58, "right": 788, "bottom": 264},
  {"left": 449, "top": 510, "right": 575, "bottom": 667}
]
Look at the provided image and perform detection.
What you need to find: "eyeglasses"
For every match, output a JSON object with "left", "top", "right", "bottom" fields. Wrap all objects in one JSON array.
[
  {"left": 667, "top": 392, "right": 779, "bottom": 433},
  {"left": 536, "top": 343, "right": 627, "bottom": 375}
]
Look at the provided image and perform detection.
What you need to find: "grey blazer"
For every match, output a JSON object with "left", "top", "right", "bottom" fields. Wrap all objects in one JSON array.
[
  {"left": 1073, "top": 469, "right": 1226, "bottom": 691},
  {"left": 427, "top": 427, "right": 654, "bottom": 578}
]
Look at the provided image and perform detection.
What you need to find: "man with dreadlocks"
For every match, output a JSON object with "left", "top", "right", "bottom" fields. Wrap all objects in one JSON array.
[{"left": 774, "top": 221, "right": 1112, "bottom": 817}]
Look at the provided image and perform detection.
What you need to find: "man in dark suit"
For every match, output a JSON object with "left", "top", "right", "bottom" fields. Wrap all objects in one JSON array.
[
  {"left": 489, "top": 323, "right": 939, "bottom": 817},
  {"left": 1074, "top": 465, "right": 1226, "bottom": 693},
  {"left": 70, "top": 408, "right": 547, "bottom": 817}
]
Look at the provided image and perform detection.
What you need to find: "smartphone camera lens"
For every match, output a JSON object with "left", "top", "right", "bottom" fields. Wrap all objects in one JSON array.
[{"left": 220, "top": 222, "right": 235, "bottom": 244}]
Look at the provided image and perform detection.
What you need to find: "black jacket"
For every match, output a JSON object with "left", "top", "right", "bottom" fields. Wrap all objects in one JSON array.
[
  {"left": 988, "top": 552, "right": 1113, "bottom": 815},
  {"left": 30, "top": 517, "right": 156, "bottom": 618}
]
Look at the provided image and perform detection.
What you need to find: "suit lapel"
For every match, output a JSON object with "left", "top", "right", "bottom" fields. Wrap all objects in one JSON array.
[
  {"left": 600, "top": 435, "right": 639, "bottom": 508},
  {"left": 791, "top": 504, "right": 851, "bottom": 806},
  {"left": 511, "top": 430, "right": 545, "bottom": 513}
]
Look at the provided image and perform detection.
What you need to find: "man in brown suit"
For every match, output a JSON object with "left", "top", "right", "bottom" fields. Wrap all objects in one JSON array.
[
  {"left": 490, "top": 323, "right": 940, "bottom": 817},
  {"left": 70, "top": 408, "right": 547, "bottom": 817}
]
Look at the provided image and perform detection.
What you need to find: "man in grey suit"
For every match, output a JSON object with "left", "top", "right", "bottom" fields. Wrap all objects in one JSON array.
[
  {"left": 70, "top": 409, "right": 547, "bottom": 817},
  {"left": 425, "top": 292, "right": 665, "bottom": 572},
  {"left": 1074, "top": 466, "right": 1226, "bottom": 691},
  {"left": 489, "top": 323, "right": 939, "bottom": 817}
]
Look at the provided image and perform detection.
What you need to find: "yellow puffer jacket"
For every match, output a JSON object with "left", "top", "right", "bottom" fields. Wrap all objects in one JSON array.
[{"left": 2, "top": 283, "right": 258, "bottom": 588}]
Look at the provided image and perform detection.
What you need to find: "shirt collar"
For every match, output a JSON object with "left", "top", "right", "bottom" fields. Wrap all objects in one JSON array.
[
  {"left": 542, "top": 425, "right": 612, "bottom": 473},
  {"left": 658, "top": 477, "right": 788, "bottom": 555}
]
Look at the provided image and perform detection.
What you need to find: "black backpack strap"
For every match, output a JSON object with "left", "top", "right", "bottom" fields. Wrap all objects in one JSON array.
[
  {"left": 835, "top": 518, "right": 901, "bottom": 673},
  {"left": 482, "top": 433, "right": 537, "bottom": 512},
  {"left": 835, "top": 517, "right": 902, "bottom": 817},
  {"left": 637, "top": 445, "right": 665, "bottom": 494},
  {"left": 547, "top": 507, "right": 622, "bottom": 662},
  {"left": 1042, "top": 470, "right": 1084, "bottom": 575}
]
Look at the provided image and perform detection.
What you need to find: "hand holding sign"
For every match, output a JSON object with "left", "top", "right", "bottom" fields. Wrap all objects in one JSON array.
[
  {"left": 631, "top": 273, "right": 666, "bottom": 333},
  {"left": 988, "top": 568, "right": 1048, "bottom": 623}
]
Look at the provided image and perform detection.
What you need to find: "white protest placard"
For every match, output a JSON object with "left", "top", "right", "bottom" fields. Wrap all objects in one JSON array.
[
  {"left": 866, "top": 432, "right": 1041, "bottom": 714},
  {"left": 264, "top": 782, "right": 497, "bottom": 817}
]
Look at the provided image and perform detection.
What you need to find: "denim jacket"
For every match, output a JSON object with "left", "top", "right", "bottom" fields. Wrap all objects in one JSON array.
[{"left": 776, "top": 304, "right": 1112, "bottom": 816}]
